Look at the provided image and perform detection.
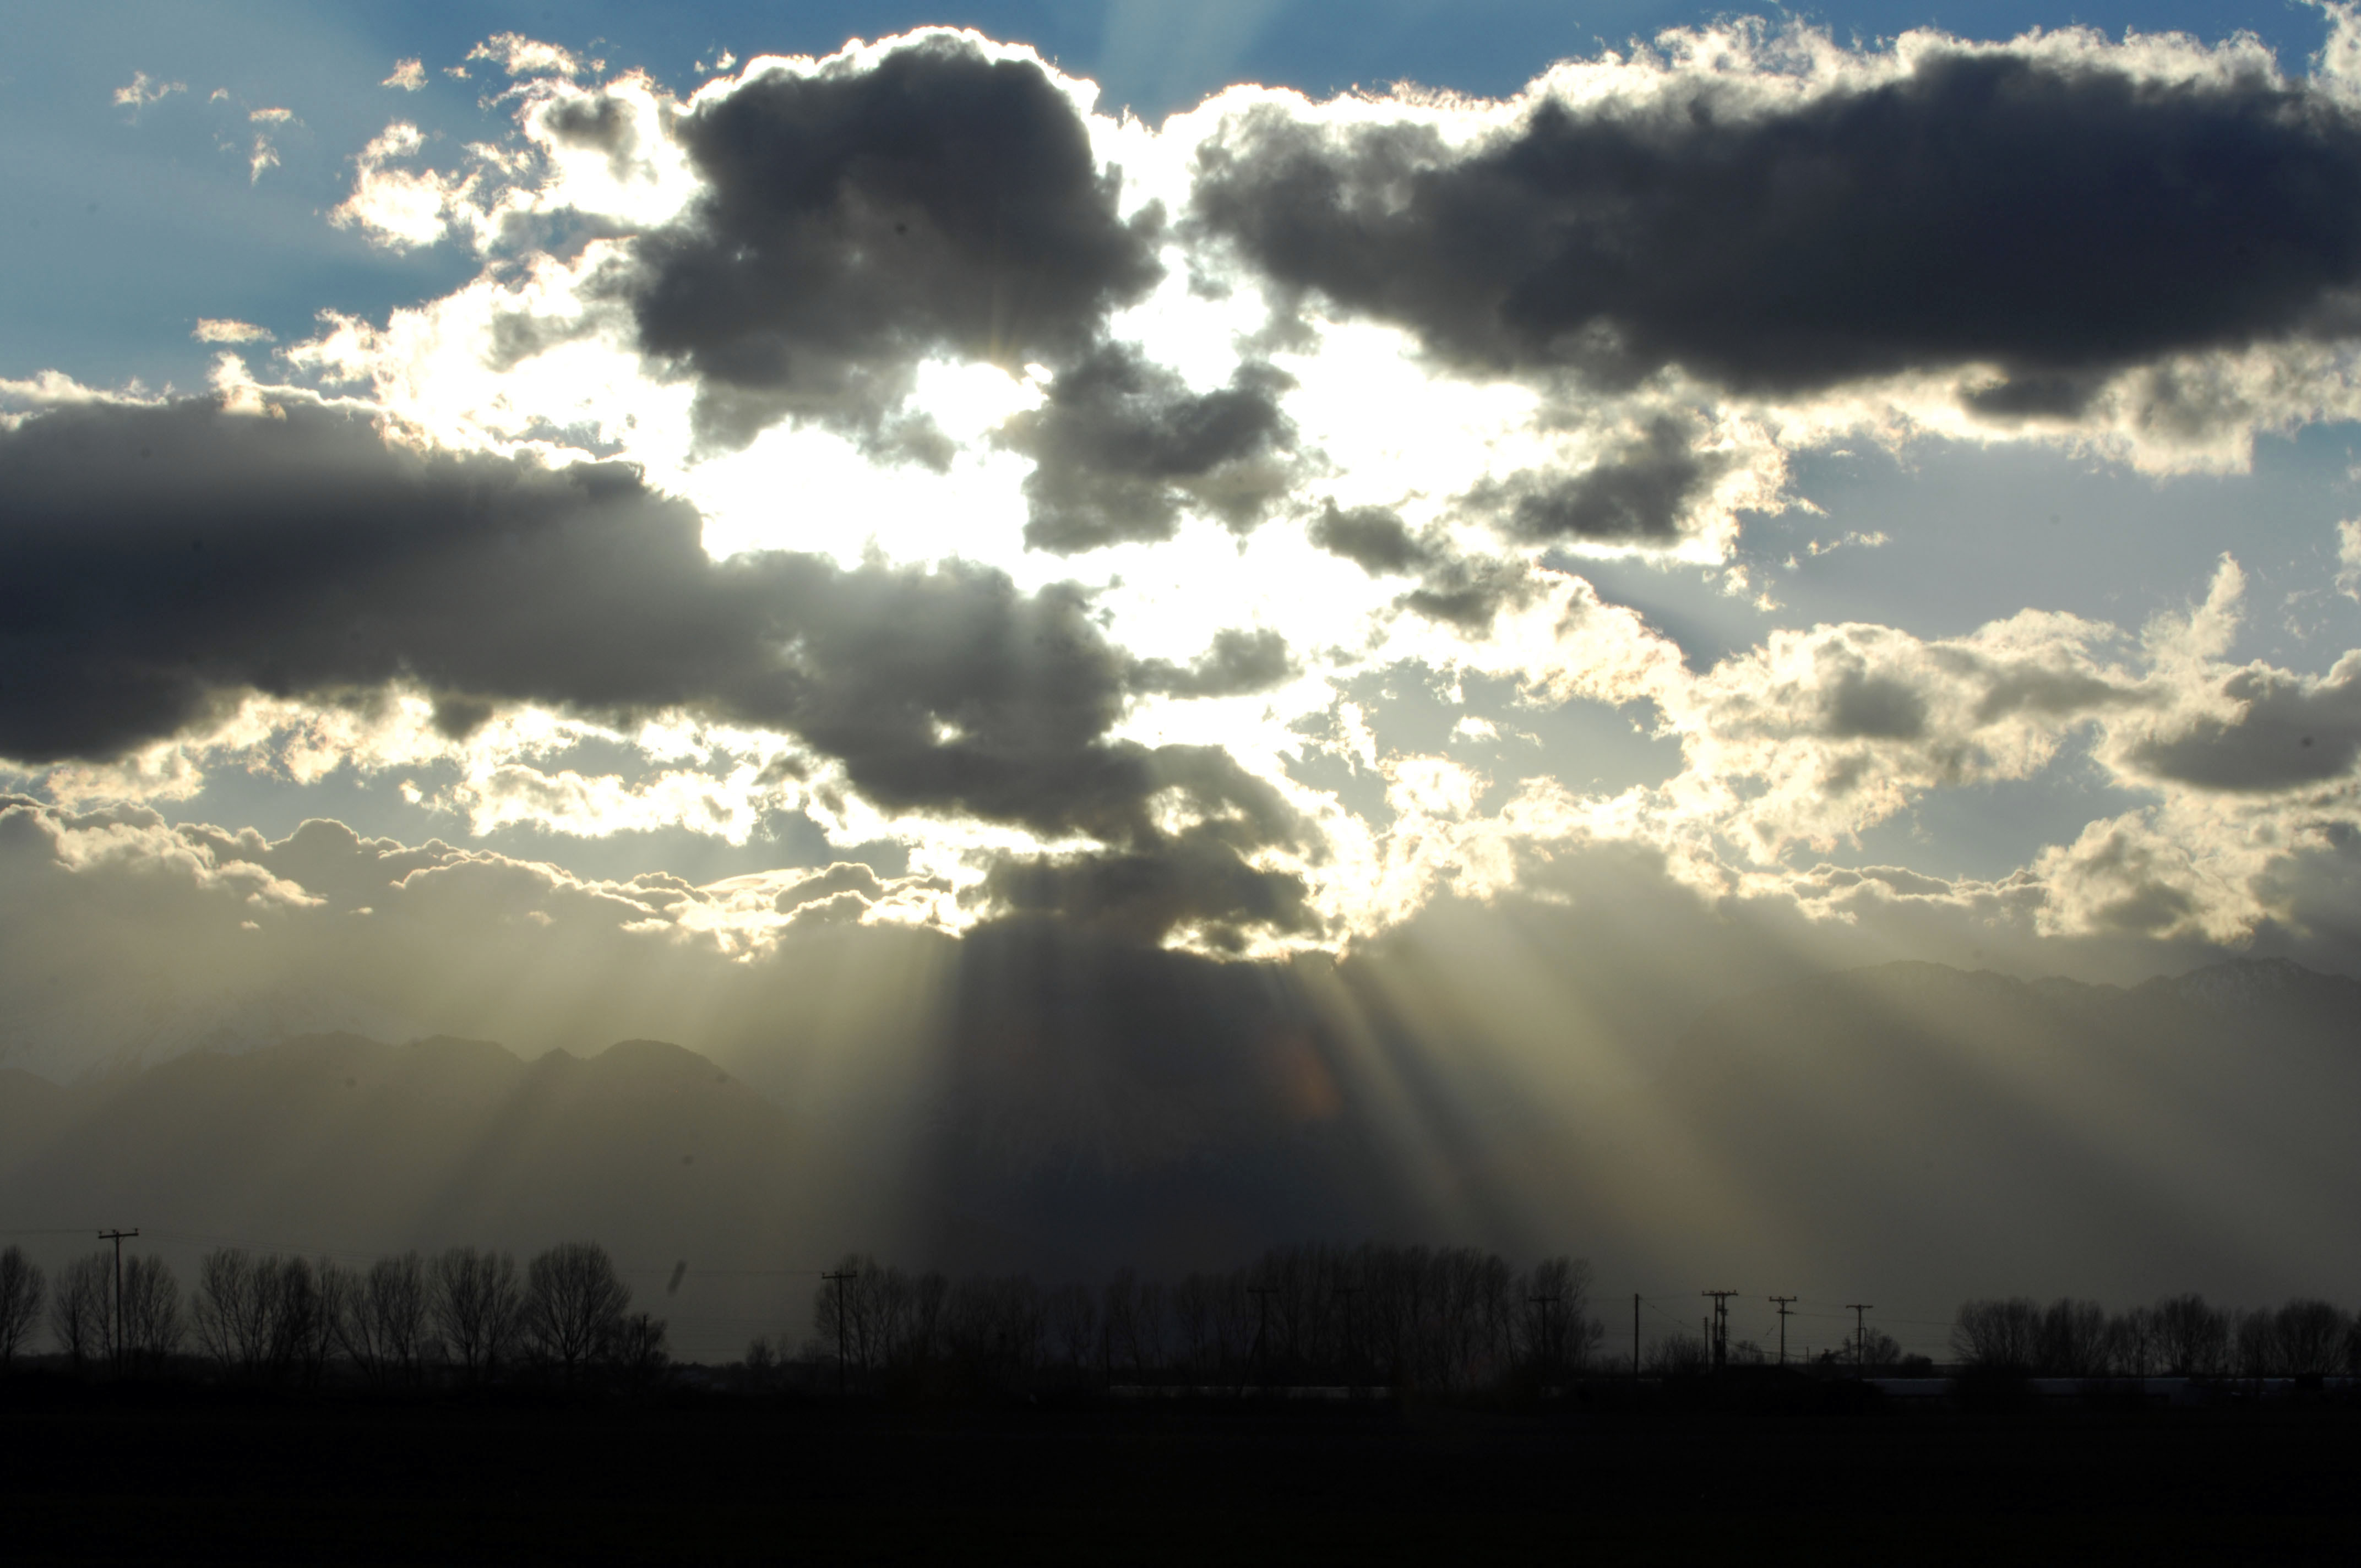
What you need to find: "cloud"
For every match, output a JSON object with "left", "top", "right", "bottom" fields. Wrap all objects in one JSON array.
[
  {"left": 622, "top": 34, "right": 1165, "bottom": 450},
  {"left": 1308, "top": 501, "right": 1428, "bottom": 575},
  {"left": 1129, "top": 627, "right": 1296, "bottom": 698},
  {"left": 192, "top": 319, "right": 274, "bottom": 345},
  {"left": 0, "top": 396, "right": 1315, "bottom": 939},
  {"left": 1000, "top": 344, "right": 1296, "bottom": 551},
  {"left": 2340, "top": 518, "right": 2361, "bottom": 601},
  {"left": 1463, "top": 415, "right": 1732, "bottom": 545},
  {"left": 112, "top": 72, "right": 183, "bottom": 111},
  {"left": 2125, "top": 656, "right": 2361, "bottom": 792},
  {"left": 384, "top": 59, "right": 426, "bottom": 92},
  {"left": 1187, "top": 23, "right": 2361, "bottom": 410},
  {"left": 468, "top": 34, "right": 583, "bottom": 81}
]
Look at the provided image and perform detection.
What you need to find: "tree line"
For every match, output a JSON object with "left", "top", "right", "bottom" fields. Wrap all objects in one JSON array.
[
  {"left": 1950, "top": 1294, "right": 2361, "bottom": 1379},
  {"left": 771, "top": 1244, "right": 1608, "bottom": 1395},
  {"left": 0, "top": 1240, "right": 665, "bottom": 1388}
]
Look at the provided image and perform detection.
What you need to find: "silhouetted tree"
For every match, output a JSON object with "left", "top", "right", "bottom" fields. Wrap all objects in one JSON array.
[
  {"left": 339, "top": 1253, "right": 433, "bottom": 1386},
  {"left": 2151, "top": 1293, "right": 2230, "bottom": 1376},
  {"left": 1516, "top": 1256, "right": 1603, "bottom": 1379},
  {"left": 614, "top": 1310, "right": 669, "bottom": 1391},
  {"left": 194, "top": 1250, "right": 339, "bottom": 1386},
  {"left": 433, "top": 1246, "right": 522, "bottom": 1386},
  {"left": 0, "top": 1246, "right": 43, "bottom": 1368},
  {"left": 523, "top": 1241, "right": 630, "bottom": 1382},
  {"left": 2105, "top": 1305, "right": 2160, "bottom": 1375},
  {"left": 1951, "top": 1298, "right": 2043, "bottom": 1371},
  {"left": 2038, "top": 1298, "right": 2109, "bottom": 1376},
  {"left": 48, "top": 1252, "right": 112, "bottom": 1370},
  {"left": 118, "top": 1255, "right": 183, "bottom": 1373},
  {"left": 2269, "top": 1299, "right": 2351, "bottom": 1377},
  {"left": 2235, "top": 1308, "right": 2277, "bottom": 1379},
  {"left": 1047, "top": 1282, "right": 1097, "bottom": 1383},
  {"left": 1645, "top": 1331, "right": 1711, "bottom": 1375}
]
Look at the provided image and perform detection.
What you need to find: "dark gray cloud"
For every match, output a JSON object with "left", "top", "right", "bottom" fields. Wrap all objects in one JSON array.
[
  {"left": 1129, "top": 627, "right": 1296, "bottom": 699},
  {"left": 1000, "top": 344, "right": 1296, "bottom": 552},
  {"left": 1308, "top": 501, "right": 1427, "bottom": 575},
  {"left": 1190, "top": 51, "right": 2361, "bottom": 399},
  {"left": 1464, "top": 417, "right": 1727, "bottom": 543},
  {"left": 980, "top": 825, "right": 1319, "bottom": 950},
  {"left": 1822, "top": 668, "right": 1929, "bottom": 741},
  {"left": 2128, "top": 662, "right": 2361, "bottom": 792},
  {"left": 624, "top": 36, "right": 1163, "bottom": 450},
  {"left": 543, "top": 92, "right": 641, "bottom": 180},
  {"left": 1397, "top": 555, "right": 1537, "bottom": 630},
  {"left": 0, "top": 398, "right": 1302, "bottom": 933}
]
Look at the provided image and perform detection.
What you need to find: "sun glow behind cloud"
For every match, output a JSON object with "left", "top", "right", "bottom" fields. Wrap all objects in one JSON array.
[{"left": 10, "top": 11, "right": 2361, "bottom": 973}]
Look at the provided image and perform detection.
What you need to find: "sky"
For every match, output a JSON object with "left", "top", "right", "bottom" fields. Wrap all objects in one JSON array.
[{"left": 9, "top": 1, "right": 2361, "bottom": 1319}]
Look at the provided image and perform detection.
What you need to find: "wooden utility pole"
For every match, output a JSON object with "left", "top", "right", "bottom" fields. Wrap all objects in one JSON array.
[
  {"left": 1846, "top": 1303, "right": 1875, "bottom": 1373},
  {"left": 1702, "top": 1290, "right": 1738, "bottom": 1370},
  {"left": 97, "top": 1229, "right": 136, "bottom": 1376},
  {"left": 1767, "top": 1295, "right": 1797, "bottom": 1366},
  {"left": 822, "top": 1268, "right": 855, "bottom": 1395}
]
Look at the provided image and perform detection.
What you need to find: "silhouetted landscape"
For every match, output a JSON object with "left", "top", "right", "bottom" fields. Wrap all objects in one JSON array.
[{"left": 8, "top": 955, "right": 2361, "bottom": 1560}]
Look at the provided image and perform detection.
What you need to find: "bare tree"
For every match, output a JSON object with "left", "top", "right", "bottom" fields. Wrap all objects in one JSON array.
[
  {"left": 433, "top": 1247, "right": 522, "bottom": 1386},
  {"left": 48, "top": 1252, "right": 112, "bottom": 1370},
  {"left": 340, "top": 1253, "right": 433, "bottom": 1386},
  {"left": 118, "top": 1255, "right": 183, "bottom": 1373},
  {"left": 0, "top": 1246, "right": 43, "bottom": 1368},
  {"left": 193, "top": 1249, "right": 270, "bottom": 1378},
  {"left": 2235, "top": 1308, "right": 2277, "bottom": 1379},
  {"left": 614, "top": 1310, "right": 670, "bottom": 1391},
  {"left": 1047, "top": 1282, "right": 1097, "bottom": 1382},
  {"left": 2271, "top": 1299, "right": 2351, "bottom": 1377},
  {"left": 193, "top": 1251, "right": 341, "bottom": 1386},
  {"left": 1171, "top": 1272, "right": 1219, "bottom": 1381},
  {"left": 1645, "top": 1331, "right": 1712, "bottom": 1375},
  {"left": 1951, "top": 1298, "right": 2043, "bottom": 1371},
  {"left": 2038, "top": 1298, "right": 2109, "bottom": 1376},
  {"left": 2105, "top": 1305, "right": 2159, "bottom": 1376},
  {"left": 1517, "top": 1257, "right": 1603, "bottom": 1379},
  {"left": 2151, "top": 1293, "right": 2229, "bottom": 1376},
  {"left": 523, "top": 1241, "right": 630, "bottom": 1381}
]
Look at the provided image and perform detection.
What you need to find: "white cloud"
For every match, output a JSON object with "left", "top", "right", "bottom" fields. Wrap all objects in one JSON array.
[
  {"left": 383, "top": 58, "right": 426, "bottom": 91},
  {"left": 112, "top": 72, "right": 183, "bottom": 110},
  {"left": 192, "top": 319, "right": 274, "bottom": 345}
]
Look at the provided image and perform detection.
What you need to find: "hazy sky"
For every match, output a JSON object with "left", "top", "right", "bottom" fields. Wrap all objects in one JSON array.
[{"left": 16, "top": 0, "right": 2361, "bottom": 1333}]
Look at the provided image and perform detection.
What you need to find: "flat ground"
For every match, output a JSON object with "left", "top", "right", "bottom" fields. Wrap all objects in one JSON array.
[{"left": 5, "top": 1384, "right": 2359, "bottom": 1564}]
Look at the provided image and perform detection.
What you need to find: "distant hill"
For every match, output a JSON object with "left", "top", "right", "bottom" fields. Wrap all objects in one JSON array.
[{"left": 0, "top": 1033, "right": 822, "bottom": 1362}]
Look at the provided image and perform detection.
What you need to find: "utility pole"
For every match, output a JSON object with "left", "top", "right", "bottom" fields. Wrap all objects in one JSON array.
[
  {"left": 97, "top": 1229, "right": 136, "bottom": 1376},
  {"left": 1846, "top": 1303, "right": 1875, "bottom": 1374},
  {"left": 1247, "top": 1285, "right": 1279, "bottom": 1391},
  {"left": 1702, "top": 1290, "right": 1738, "bottom": 1370},
  {"left": 822, "top": 1268, "right": 855, "bottom": 1395},
  {"left": 1767, "top": 1295, "right": 1797, "bottom": 1366}
]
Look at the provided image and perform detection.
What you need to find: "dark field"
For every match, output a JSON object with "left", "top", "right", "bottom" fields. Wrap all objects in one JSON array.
[{"left": 7, "top": 1384, "right": 2361, "bottom": 1565}]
